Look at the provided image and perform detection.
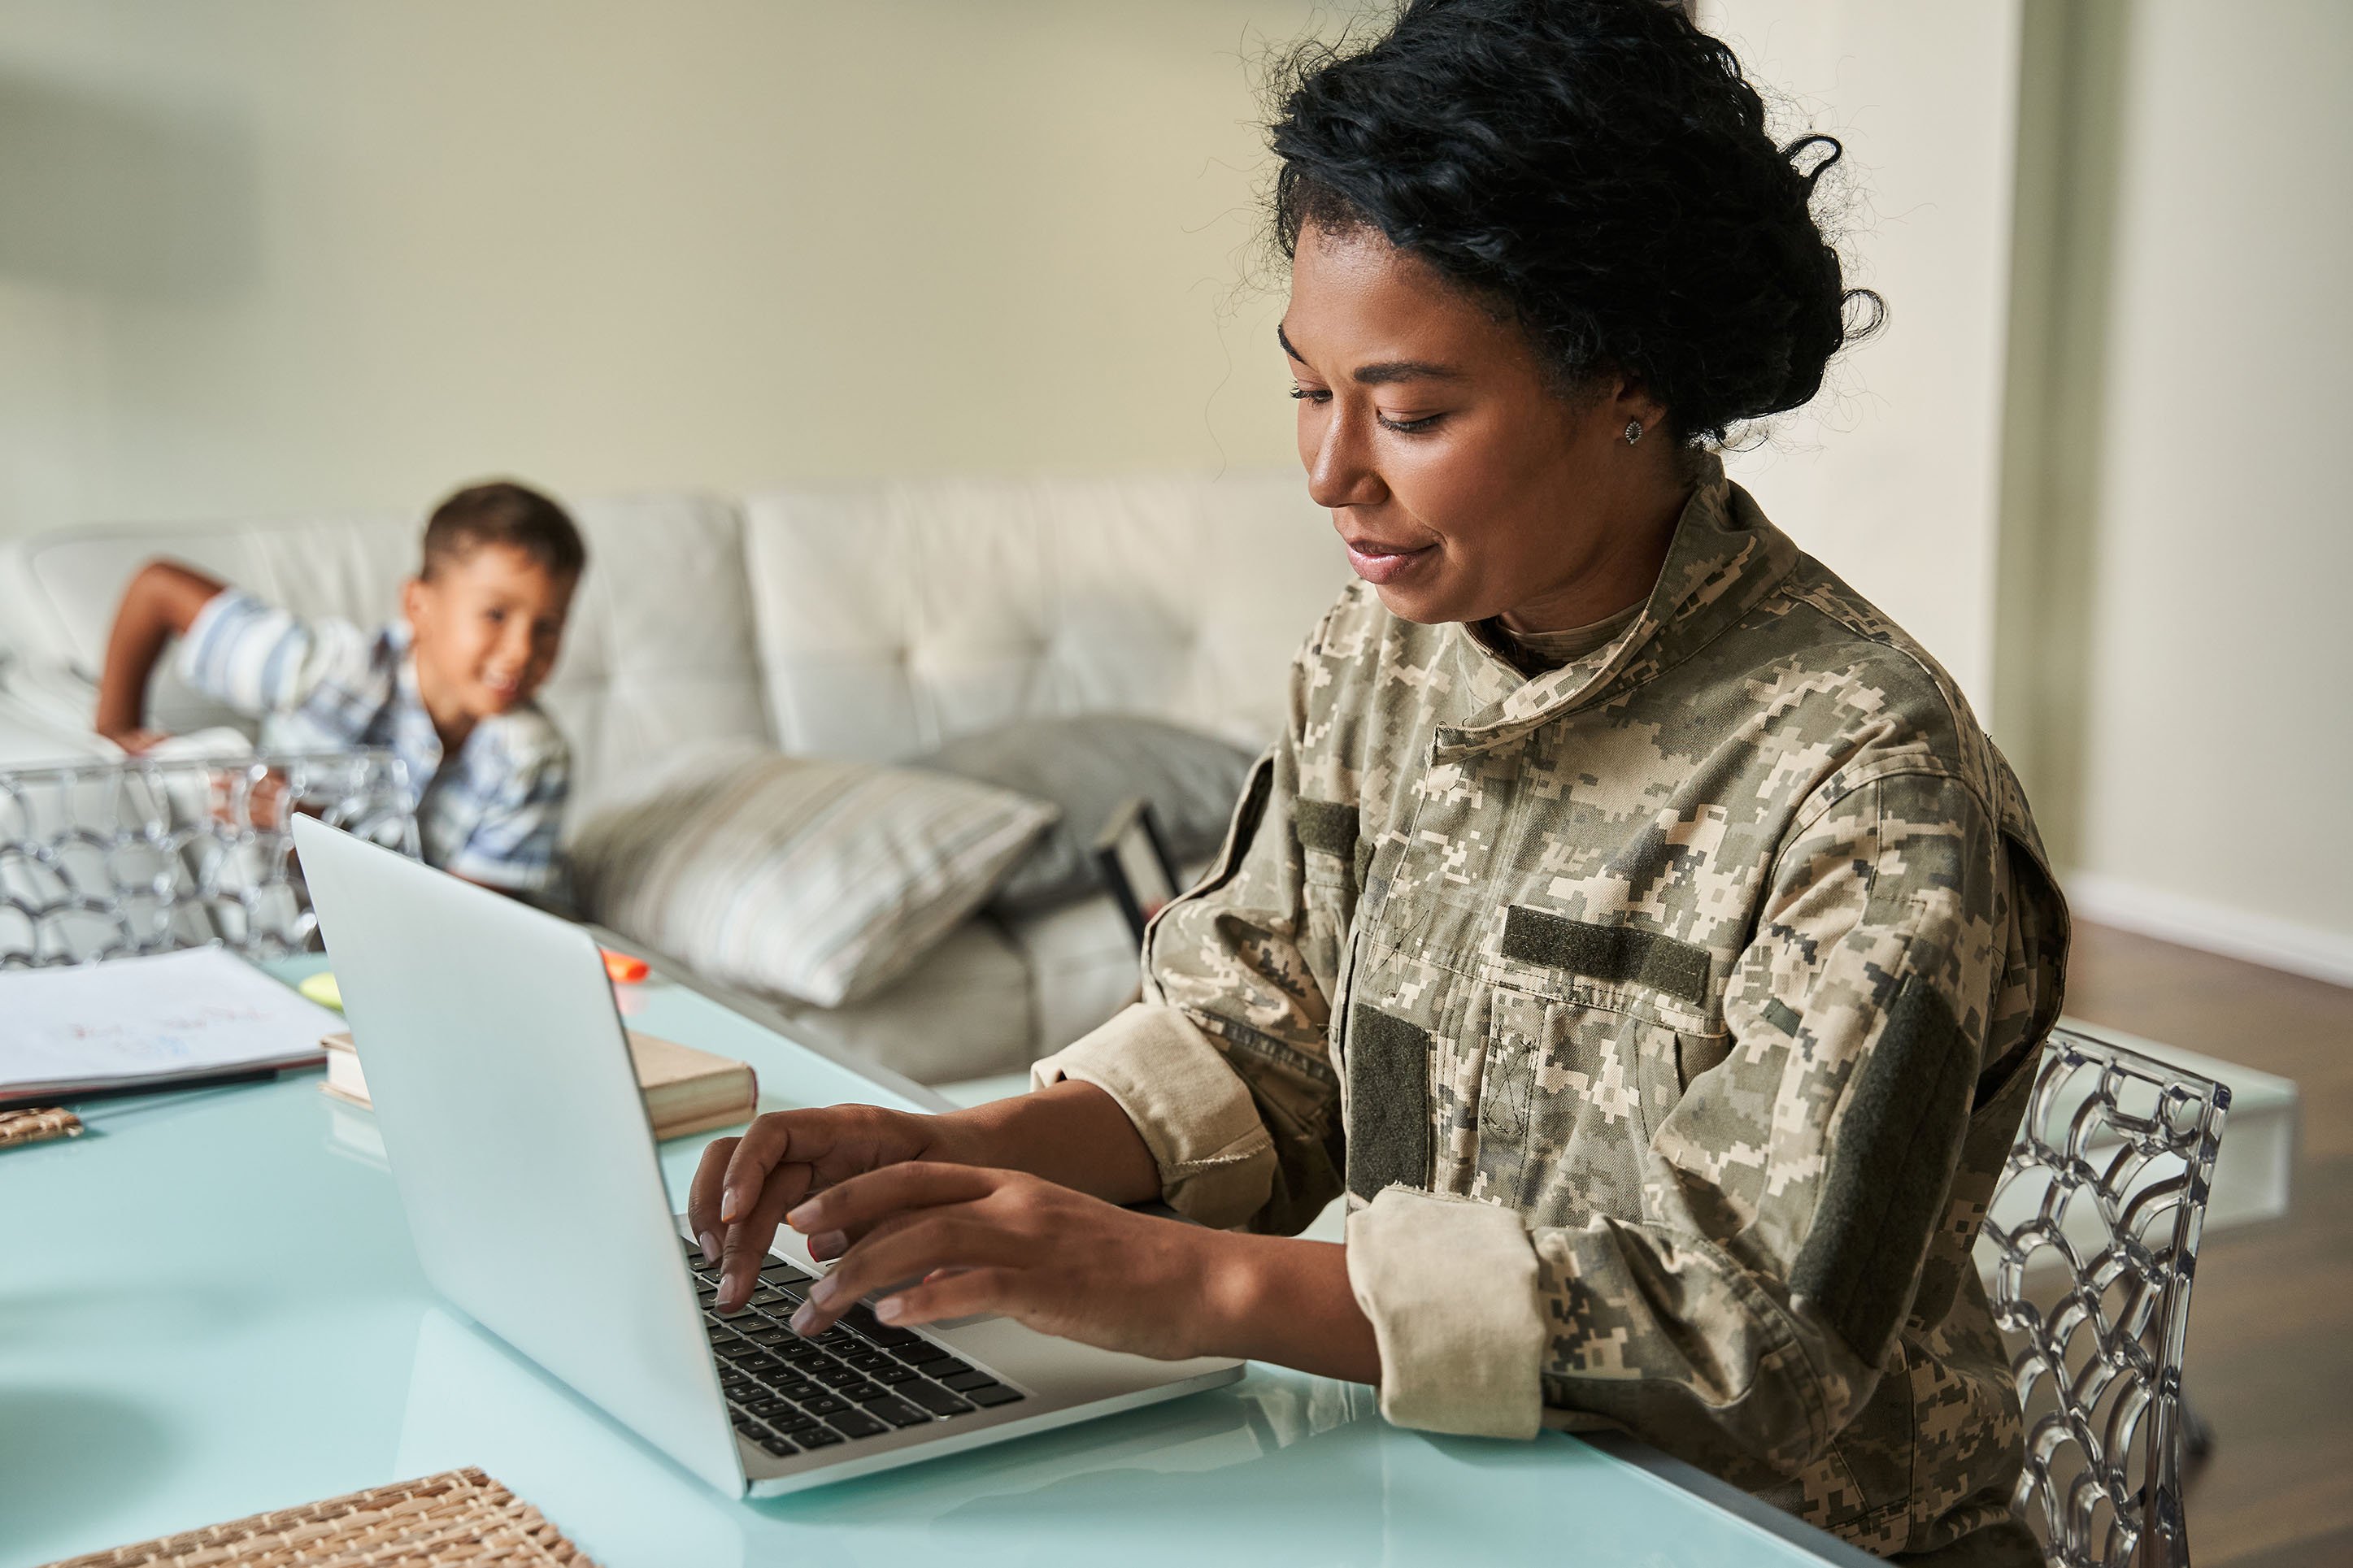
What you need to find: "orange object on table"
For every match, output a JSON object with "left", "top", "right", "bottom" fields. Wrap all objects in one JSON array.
[{"left": 599, "top": 947, "right": 650, "bottom": 984}]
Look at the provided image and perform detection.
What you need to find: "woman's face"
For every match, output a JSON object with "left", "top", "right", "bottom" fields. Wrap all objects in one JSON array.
[{"left": 1283, "top": 223, "right": 1681, "bottom": 631}]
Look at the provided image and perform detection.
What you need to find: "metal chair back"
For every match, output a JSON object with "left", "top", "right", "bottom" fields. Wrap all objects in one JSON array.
[
  {"left": 1979, "top": 1026, "right": 2229, "bottom": 1568},
  {"left": 0, "top": 750, "right": 416, "bottom": 966}
]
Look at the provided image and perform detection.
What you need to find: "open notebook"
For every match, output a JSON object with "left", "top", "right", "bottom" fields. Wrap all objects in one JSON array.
[{"left": 0, "top": 947, "right": 338, "bottom": 1107}]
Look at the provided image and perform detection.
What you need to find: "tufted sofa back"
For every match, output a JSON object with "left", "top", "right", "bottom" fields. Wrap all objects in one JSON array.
[
  {"left": 0, "top": 471, "right": 1347, "bottom": 814},
  {"left": 742, "top": 471, "right": 1344, "bottom": 761}
]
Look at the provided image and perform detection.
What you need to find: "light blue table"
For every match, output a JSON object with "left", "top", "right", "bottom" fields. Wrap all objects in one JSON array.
[{"left": 0, "top": 953, "right": 1878, "bottom": 1567}]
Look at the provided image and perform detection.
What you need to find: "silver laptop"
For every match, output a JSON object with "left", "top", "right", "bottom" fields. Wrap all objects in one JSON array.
[{"left": 292, "top": 817, "right": 1242, "bottom": 1498}]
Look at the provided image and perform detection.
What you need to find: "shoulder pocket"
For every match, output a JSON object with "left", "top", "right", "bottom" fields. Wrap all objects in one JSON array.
[
  {"left": 1296, "top": 797, "right": 1372, "bottom": 890},
  {"left": 1294, "top": 797, "right": 1357, "bottom": 860},
  {"left": 1295, "top": 796, "right": 1366, "bottom": 977}
]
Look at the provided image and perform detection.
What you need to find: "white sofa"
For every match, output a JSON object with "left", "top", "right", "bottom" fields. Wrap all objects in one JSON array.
[{"left": 0, "top": 472, "right": 1350, "bottom": 1081}]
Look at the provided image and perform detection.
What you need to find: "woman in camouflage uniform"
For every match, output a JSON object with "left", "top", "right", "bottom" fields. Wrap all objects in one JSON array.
[{"left": 695, "top": 2, "right": 2066, "bottom": 1561}]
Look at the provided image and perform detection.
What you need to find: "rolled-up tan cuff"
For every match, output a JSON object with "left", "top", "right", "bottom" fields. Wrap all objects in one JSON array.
[
  {"left": 1346, "top": 1184, "right": 1544, "bottom": 1439},
  {"left": 1031, "top": 1002, "right": 1274, "bottom": 1228}
]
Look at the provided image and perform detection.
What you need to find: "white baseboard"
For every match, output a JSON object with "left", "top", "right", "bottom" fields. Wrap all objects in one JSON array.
[{"left": 2064, "top": 870, "right": 2353, "bottom": 990}]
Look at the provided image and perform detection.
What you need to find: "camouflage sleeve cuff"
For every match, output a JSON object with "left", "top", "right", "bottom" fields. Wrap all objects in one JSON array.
[
  {"left": 1346, "top": 1185, "right": 1544, "bottom": 1440},
  {"left": 1029, "top": 1002, "right": 1276, "bottom": 1227}
]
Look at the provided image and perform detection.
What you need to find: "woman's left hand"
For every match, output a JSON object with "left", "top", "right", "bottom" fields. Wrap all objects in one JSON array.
[{"left": 781, "top": 1163, "right": 1235, "bottom": 1362}]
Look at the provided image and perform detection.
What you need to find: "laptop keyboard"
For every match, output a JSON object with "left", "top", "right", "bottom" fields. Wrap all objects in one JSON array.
[{"left": 679, "top": 1237, "right": 1026, "bottom": 1457}]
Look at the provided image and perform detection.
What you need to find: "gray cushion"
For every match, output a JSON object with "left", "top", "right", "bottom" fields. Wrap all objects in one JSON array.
[
  {"left": 763, "top": 916, "right": 1037, "bottom": 1084},
  {"left": 570, "top": 740, "right": 1057, "bottom": 1008},
  {"left": 913, "top": 715, "right": 1255, "bottom": 914}
]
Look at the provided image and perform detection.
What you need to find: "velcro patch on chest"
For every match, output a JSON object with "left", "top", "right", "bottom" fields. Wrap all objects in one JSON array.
[{"left": 1499, "top": 906, "right": 1712, "bottom": 1007}]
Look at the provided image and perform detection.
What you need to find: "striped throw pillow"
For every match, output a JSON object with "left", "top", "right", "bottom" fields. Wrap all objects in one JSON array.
[{"left": 571, "top": 745, "right": 1057, "bottom": 1008}]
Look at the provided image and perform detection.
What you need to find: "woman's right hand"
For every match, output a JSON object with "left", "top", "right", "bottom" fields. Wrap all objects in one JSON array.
[
  {"left": 690, "top": 1078, "right": 1165, "bottom": 1312},
  {"left": 689, "top": 1104, "right": 963, "bottom": 1310}
]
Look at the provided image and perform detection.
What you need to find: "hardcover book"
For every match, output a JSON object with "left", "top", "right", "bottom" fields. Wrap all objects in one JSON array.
[{"left": 321, "top": 1028, "right": 756, "bottom": 1141}]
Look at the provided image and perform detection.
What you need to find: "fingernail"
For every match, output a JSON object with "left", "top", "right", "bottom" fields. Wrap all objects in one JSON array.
[
  {"left": 875, "top": 1297, "right": 904, "bottom": 1323},
  {"left": 807, "top": 1275, "right": 837, "bottom": 1307},
  {"left": 698, "top": 1231, "right": 720, "bottom": 1266},
  {"left": 720, "top": 1189, "right": 742, "bottom": 1224},
  {"left": 809, "top": 1229, "right": 846, "bottom": 1261},
  {"left": 785, "top": 1201, "right": 817, "bottom": 1230},
  {"left": 789, "top": 1305, "right": 817, "bottom": 1335}
]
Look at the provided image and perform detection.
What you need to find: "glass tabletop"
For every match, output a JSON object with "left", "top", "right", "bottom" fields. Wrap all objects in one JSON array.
[{"left": 0, "top": 952, "right": 1873, "bottom": 1567}]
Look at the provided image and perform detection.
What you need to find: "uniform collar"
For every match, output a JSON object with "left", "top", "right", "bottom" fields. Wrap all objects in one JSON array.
[{"left": 1435, "top": 455, "right": 1798, "bottom": 762}]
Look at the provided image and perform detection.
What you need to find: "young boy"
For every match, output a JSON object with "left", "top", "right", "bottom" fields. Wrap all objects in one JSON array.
[{"left": 94, "top": 480, "right": 586, "bottom": 899}]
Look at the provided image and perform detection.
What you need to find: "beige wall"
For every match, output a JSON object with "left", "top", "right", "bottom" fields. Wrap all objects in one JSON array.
[
  {"left": 0, "top": 0, "right": 1311, "bottom": 538},
  {"left": 1701, "top": 0, "right": 2024, "bottom": 716},
  {"left": 1709, "top": 1, "right": 2353, "bottom": 981},
  {"left": 2029, "top": 0, "right": 2353, "bottom": 975},
  {"left": 32, "top": 1, "right": 2336, "bottom": 981},
  {"left": 4, "top": 0, "right": 2026, "bottom": 719}
]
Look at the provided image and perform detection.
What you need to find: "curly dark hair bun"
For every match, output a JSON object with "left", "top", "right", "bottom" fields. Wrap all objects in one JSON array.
[{"left": 1270, "top": 0, "right": 1881, "bottom": 441}]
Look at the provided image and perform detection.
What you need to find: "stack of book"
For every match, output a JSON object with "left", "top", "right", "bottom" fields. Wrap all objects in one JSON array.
[{"left": 322, "top": 1029, "right": 756, "bottom": 1140}]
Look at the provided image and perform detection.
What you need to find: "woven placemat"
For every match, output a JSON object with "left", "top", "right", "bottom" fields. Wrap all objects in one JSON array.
[
  {"left": 0, "top": 1107, "right": 83, "bottom": 1149},
  {"left": 46, "top": 1467, "right": 598, "bottom": 1566}
]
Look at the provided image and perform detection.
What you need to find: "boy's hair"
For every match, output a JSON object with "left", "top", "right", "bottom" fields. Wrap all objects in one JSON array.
[{"left": 420, "top": 480, "right": 586, "bottom": 582}]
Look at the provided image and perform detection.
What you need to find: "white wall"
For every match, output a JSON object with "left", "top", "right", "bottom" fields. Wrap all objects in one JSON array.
[
  {"left": 2, "top": 0, "right": 2027, "bottom": 723},
  {"left": 2059, "top": 0, "right": 2353, "bottom": 977},
  {"left": 1703, "top": 2, "right": 2353, "bottom": 984},
  {"left": 1700, "top": 0, "right": 2025, "bottom": 718},
  {"left": 0, "top": 1, "right": 1311, "bottom": 540},
  {"left": 12, "top": 0, "right": 2334, "bottom": 975}
]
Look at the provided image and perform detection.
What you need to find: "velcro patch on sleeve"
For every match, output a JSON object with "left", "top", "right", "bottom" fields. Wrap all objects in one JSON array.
[
  {"left": 1790, "top": 977, "right": 1977, "bottom": 1362},
  {"left": 1294, "top": 798, "right": 1359, "bottom": 859},
  {"left": 1498, "top": 906, "right": 1711, "bottom": 1006},
  {"left": 1343, "top": 1005, "right": 1432, "bottom": 1200}
]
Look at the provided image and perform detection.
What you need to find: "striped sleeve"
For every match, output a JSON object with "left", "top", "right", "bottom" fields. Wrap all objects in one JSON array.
[
  {"left": 441, "top": 736, "right": 572, "bottom": 894},
  {"left": 174, "top": 589, "right": 377, "bottom": 717}
]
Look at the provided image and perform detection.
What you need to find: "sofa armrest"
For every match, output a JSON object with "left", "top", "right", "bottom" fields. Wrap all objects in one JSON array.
[
  {"left": 0, "top": 697, "right": 112, "bottom": 768},
  {"left": 0, "top": 655, "right": 98, "bottom": 728}
]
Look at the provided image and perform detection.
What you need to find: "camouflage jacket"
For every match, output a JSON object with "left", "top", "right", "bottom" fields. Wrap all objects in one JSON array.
[{"left": 1034, "top": 459, "right": 2068, "bottom": 1560}]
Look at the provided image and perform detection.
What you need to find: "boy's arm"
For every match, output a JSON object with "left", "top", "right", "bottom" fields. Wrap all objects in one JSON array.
[
  {"left": 442, "top": 737, "right": 570, "bottom": 900},
  {"left": 94, "top": 561, "right": 227, "bottom": 750}
]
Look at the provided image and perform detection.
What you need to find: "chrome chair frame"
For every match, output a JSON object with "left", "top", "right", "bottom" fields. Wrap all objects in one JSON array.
[
  {"left": 1981, "top": 1026, "right": 2229, "bottom": 1568},
  {"left": 0, "top": 749, "right": 416, "bottom": 967}
]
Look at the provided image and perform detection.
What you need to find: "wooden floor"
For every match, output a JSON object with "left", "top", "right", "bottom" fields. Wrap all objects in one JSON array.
[{"left": 2063, "top": 923, "right": 2353, "bottom": 1566}]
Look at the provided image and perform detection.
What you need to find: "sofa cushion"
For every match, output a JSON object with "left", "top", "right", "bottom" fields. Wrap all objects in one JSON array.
[
  {"left": 739, "top": 471, "right": 1348, "bottom": 763},
  {"left": 911, "top": 714, "right": 1254, "bottom": 914},
  {"left": 570, "top": 741, "right": 1056, "bottom": 1009},
  {"left": 998, "top": 853, "right": 1218, "bottom": 1059},
  {"left": 769, "top": 917, "right": 1035, "bottom": 1084},
  {"left": 535, "top": 494, "right": 773, "bottom": 823},
  {"left": 1000, "top": 893, "right": 1149, "bottom": 1062}
]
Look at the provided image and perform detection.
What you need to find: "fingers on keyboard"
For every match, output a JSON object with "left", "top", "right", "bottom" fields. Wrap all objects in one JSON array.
[{"left": 707, "top": 1263, "right": 1026, "bottom": 1456}]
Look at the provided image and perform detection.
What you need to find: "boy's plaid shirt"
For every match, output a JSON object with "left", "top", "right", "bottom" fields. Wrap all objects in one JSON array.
[{"left": 176, "top": 589, "right": 569, "bottom": 894}]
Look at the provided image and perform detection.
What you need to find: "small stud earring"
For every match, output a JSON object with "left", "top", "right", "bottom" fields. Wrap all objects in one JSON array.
[{"left": 1624, "top": 419, "right": 1643, "bottom": 445}]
